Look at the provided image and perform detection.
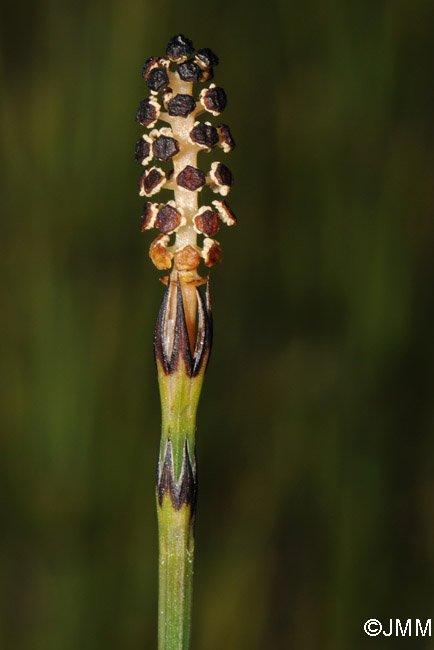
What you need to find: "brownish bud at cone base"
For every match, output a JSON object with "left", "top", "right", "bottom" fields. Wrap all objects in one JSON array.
[
  {"left": 174, "top": 246, "right": 201, "bottom": 271},
  {"left": 149, "top": 234, "right": 172, "bottom": 270}
]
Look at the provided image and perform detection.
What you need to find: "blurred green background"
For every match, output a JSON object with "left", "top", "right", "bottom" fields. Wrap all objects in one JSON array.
[{"left": 1, "top": 0, "right": 434, "bottom": 648}]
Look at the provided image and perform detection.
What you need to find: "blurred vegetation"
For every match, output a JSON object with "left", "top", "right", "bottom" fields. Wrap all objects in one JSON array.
[{"left": 1, "top": 0, "right": 434, "bottom": 648}]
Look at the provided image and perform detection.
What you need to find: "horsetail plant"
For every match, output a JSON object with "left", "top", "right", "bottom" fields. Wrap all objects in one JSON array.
[{"left": 134, "top": 34, "right": 236, "bottom": 649}]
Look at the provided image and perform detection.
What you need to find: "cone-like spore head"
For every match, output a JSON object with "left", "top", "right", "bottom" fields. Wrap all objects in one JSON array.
[{"left": 135, "top": 35, "right": 236, "bottom": 284}]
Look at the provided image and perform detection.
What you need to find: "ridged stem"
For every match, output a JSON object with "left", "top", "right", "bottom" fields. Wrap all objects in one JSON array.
[
  {"left": 157, "top": 429, "right": 196, "bottom": 649},
  {"left": 155, "top": 279, "right": 211, "bottom": 649},
  {"left": 156, "top": 373, "right": 200, "bottom": 650}
]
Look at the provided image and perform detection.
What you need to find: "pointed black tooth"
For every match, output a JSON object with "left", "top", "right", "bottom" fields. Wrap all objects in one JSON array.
[
  {"left": 193, "top": 288, "right": 206, "bottom": 366},
  {"left": 157, "top": 437, "right": 174, "bottom": 506},
  {"left": 156, "top": 437, "right": 197, "bottom": 510},
  {"left": 192, "top": 286, "right": 212, "bottom": 377},
  {"left": 154, "top": 277, "right": 193, "bottom": 375},
  {"left": 178, "top": 438, "right": 197, "bottom": 511},
  {"left": 153, "top": 278, "right": 171, "bottom": 374},
  {"left": 170, "top": 278, "right": 194, "bottom": 376}
]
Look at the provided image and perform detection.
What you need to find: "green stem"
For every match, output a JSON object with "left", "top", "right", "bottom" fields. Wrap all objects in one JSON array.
[
  {"left": 157, "top": 479, "right": 195, "bottom": 648},
  {"left": 156, "top": 383, "right": 199, "bottom": 650},
  {"left": 154, "top": 278, "right": 211, "bottom": 649}
]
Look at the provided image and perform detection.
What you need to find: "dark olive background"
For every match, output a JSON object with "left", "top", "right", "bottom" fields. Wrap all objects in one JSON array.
[{"left": 2, "top": 0, "right": 434, "bottom": 648}]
